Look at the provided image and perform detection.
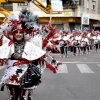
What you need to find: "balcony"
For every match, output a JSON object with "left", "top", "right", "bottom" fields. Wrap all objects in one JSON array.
[
  {"left": 63, "top": 5, "right": 77, "bottom": 10},
  {"left": 0, "top": 3, "right": 13, "bottom": 11}
]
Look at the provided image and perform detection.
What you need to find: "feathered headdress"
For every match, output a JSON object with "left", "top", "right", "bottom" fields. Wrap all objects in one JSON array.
[
  {"left": 0, "top": 8, "right": 39, "bottom": 39},
  {"left": 19, "top": 8, "right": 39, "bottom": 33},
  {"left": 0, "top": 8, "right": 56, "bottom": 49}
]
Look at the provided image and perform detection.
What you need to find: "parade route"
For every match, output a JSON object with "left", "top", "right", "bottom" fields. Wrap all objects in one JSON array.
[{"left": 0, "top": 49, "right": 100, "bottom": 100}]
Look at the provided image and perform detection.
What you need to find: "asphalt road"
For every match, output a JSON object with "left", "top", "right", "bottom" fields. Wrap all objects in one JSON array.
[{"left": 0, "top": 49, "right": 100, "bottom": 100}]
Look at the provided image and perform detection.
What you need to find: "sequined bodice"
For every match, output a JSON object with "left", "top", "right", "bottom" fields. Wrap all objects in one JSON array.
[{"left": 14, "top": 41, "right": 25, "bottom": 59}]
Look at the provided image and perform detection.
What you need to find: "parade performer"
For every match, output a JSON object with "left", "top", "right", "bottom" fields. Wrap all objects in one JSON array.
[
  {"left": 59, "top": 38, "right": 65, "bottom": 57},
  {"left": 63, "top": 40, "right": 69, "bottom": 57},
  {"left": 72, "top": 38, "right": 77, "bottom": 56},
  {"left": 0, "top": 9, "right": 61, "bottom": 100},
  {"left": 91, "top": 30, "right": 99, "bottom": 52},
  {"left": 80, "top": 30, "right": 88, "bottom": 54},
  {"left": 94, "top": 36, "right": 99, "bottom": 52}
]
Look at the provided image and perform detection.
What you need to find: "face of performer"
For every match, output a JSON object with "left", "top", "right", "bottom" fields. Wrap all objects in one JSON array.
[{"left": 13, "top": 30, "right": 24, "bottom": 41}]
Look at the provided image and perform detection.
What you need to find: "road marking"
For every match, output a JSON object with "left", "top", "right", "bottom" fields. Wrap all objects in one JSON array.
[
  {"left": 77, "top": 64, "right": 94, "bottom": 73},
  {"left": 97, "top": 64, "right": 100, "bottom": 67},
  {"left": 57, "top": 64, "right": 68, "bottom": 73},
  {"left": 0, "top": 66, "right": 6, "bottom": 70},
  {"left": 62, "top": 62, "right": 100, "bottom": 64}
]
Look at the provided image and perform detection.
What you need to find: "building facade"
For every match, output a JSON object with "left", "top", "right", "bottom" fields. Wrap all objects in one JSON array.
[{"left": 0, "top": 0, "right": 100, "bottom": 32}]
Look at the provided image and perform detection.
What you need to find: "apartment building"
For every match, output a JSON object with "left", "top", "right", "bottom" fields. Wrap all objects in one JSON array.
[{"left": 0, "top": 0, "right": 100, "bottom": 32}]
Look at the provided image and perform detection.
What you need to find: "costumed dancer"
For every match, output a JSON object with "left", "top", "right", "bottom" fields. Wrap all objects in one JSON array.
[
  {"left": 81, "top": 38, "right": 87, "bottom": 54},
  {"left": 59, "top": 38, "right": 64, "bottom": 57},
  {"left": 97, "top": 31, "right": 100, "bottom": 50},
  {"left": 72, "top": 38, "right": 77, "bottom": 56},
  {"left": 0, "top": 9, "right": 61, "bottom": 100},
  {"left": 87, "top": 32, "right": 92, "bottom": 51},
  {"left": 75, "top": 40, "right": 81, "bottom": 56},
  {"left": 63, "top": 41, "right": 69, "bottom": 57},
  {"left": 76, "top": 30, "right": 82, "bottom": 55},
  {"left": 70, "top": 30, "right": 77, "bottom": 56},
  {"left": 84, "top": 30, "right": 91, "bottom": 54},
  {"left": 91, "top": 30, "right": 99, "bottom": 52},
  {"left": 74, "top": 30, "right": 81, "bottom": 56},
  {"left": 94, "top": 37, "right": 99, "bottom": 52},
  {"left": 62, "top": 28, "right": 70, "bottom": 57},
  {"left": 68, "top": 35, "right": 73, "bottom": 53},
  {"left": 80, "top": 29, "right": 88, "bottom": 54},
  {"left": 85, "top": 38, "right": 90, "bottom": 54},
  {"left": 82, "top": 28, "right": 90, "bottom": 54}
]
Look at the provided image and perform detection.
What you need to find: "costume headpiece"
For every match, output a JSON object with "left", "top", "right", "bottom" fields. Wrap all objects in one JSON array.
[
  {"left": 0, "top": 9, "right": 56, "bottom": 49},
  {"left": 0, "top": 8, "right": 39, "bottom": 39}
]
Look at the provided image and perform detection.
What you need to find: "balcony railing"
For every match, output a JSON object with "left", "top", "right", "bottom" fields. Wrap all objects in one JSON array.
[{"left": 0, "top": 3, "right": 13, "bottom": 11}]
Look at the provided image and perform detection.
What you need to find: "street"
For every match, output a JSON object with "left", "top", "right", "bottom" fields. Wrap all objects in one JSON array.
[
  {"left": 0, "top": 50, "right": 100, "bottom": 100},
  {"left": 0, "top": 0, "right": 99, "bottom": 100}
]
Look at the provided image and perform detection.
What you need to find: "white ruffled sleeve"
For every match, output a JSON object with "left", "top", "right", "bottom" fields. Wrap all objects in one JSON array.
[
  {"left": 2, "top": 35, "right": 10, "bottom": 44},
  {"left": 0, "top": 43, "right": 11, "bottom": 59},
  {"left": 22, "top": 42, "right": 46, "bottom": 60},
  {"left": 29, "top": 34, "right": 43, "bottom": 49}
]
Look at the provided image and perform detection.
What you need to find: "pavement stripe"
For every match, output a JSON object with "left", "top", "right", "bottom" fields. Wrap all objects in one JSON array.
[
  {"left": 0, "top": 66, "right": 6, "bottom": 70},
  {"left": 62, "top": 62, "right": 100, "bottom": 64},
  {"left": 57, "top": 64, "right": 68, "bottom": 73},
  {"left": 97, "top": 64, "right": 100, "bottom": 67},
  {"left": 77, "top": 64, "right": 94, "bottom": 73}
]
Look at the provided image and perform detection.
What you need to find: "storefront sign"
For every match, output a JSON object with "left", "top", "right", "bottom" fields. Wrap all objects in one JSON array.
[
  {"left": 64, "top": 12, "right": 72, "bottom": 16},
  {"left": 81, "top": 14, "right": 89, "bottom": 25},
  {"left": 51, "top": 0, "right": 63, "bottom": 11},
  {"left": 93, "top": 24, "right": 100, "bottom": 27}
]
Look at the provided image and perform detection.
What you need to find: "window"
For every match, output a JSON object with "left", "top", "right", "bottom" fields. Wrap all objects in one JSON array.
[
  {"left": 18, "top": 3, "right": 29, "bottom": 6},
  {"left": 92, "top": 1, "right": 96, "bottom": 10},
  {"left": 62, "top": 0, "right": 77, "bottom": 9},
  {"left": 87, "top": 0, "right": 89, "bottom": 8},
  {"left": 80, "top": 0, "right": 84, "bottom": 7},
  {"left": 0, "top": 3, "right": 13, "bottom": 11}
]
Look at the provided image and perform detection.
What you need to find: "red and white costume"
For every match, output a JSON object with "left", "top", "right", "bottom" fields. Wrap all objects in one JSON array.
[{"left": 0, "top": 9, "right": 62, "bottom": 100}]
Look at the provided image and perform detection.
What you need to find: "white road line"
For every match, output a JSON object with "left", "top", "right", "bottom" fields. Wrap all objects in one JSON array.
[
  {"left": 57, "top": 64, "right": 68, "bottom": 73},
  {"left": 77, "top": 64, "right": 94, "bottom": 73},
  {"left": 97, "top": 64, "right": 100, "bottom": 67},
  {"left": 0, "top": 66, "right": 6, "bottom": 70},
  {"left": 62, "top": 62, "right": 100, "bottom": 64}
]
